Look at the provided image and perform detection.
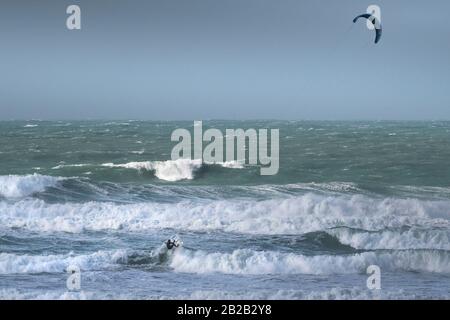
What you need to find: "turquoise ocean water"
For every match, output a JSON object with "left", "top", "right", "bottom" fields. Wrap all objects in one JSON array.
[{"left": 0, "top": 120, "right": 449, "bottom": 299}]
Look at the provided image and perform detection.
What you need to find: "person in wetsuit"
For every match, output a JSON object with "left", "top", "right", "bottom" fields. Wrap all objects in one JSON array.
[{"left": 166, "top": 239, "right": 180, "bottom": 250}]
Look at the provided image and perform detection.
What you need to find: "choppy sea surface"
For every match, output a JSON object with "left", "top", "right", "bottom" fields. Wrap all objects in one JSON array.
[{"left": 0, "top": 120, "right": 449, "bottom": 300}]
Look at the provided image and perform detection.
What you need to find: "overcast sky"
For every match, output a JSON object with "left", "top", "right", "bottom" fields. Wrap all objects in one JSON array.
[{"left": 0, "top": 0, "right": 449, "bottom": 120}]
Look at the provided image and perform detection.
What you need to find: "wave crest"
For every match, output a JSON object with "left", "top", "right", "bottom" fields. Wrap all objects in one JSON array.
[
  {"left": 102, "top": 159, "right": 203, "bottom": 181},
  {"left": 170, "top": 248, "right": 450, "bottom": 275},
  {"left": 102, "top": 159, "right": 244, "bottom": 181},
  {"left": 0, "top": 250, "right": 127, "bottom": 274},
  {"left": 1, "top": 194, "right": 449, "bottom": 235},
  {"left": 0, "top": 174, "right": 63, "bottom": 198},
  {"left": 328, "top": 227, "right": 450, "bottom": 251}
]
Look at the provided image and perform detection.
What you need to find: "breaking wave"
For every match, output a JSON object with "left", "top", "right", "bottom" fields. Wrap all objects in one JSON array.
[
  {"left": 2, "top": 287, "right": 438, "bottom": 300},
  {"left": 327, "top": 227, "right": 450, "bottom": 251},
  {"left": 0, "top": 288, "right": 426, "bottom": 300},
  {"left": 186, "top": 288, "right": 423, "bottom": 300},
  {"left": 102, "top": 159, "right": 244, "bottom": 181},
  {"left": 102, "top": 159, "right": 203, "bottom": 181},
  {"left": 0, "top": 174, "right": 63, "bottom": 198},
  {"left": 171, "top": 248, "right": 450, "bottom": 275},
  {"left": 0, "top": 194, "right": 449, "bottom": 235},
  {"left": 0, "top": 287, "right": 426, "bottom": 300},
  {"left": 3, "top": 246, "right": 449, "bottom": 277},
  {"left": 0, "top": 250, "right": 127, "bottom": 275}
]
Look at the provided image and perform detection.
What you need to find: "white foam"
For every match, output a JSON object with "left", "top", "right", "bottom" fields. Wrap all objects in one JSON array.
[
  {"left": 102, "top": 162, "right": 150, "bottom": 170},
  {"left": 0, "top": 174, "right": 62, "bottom": 198},
  {"left": 209, "top": 160, "right": 245, "bottom": 169},
  {"left": 52, "top": 164, "right": 90, "bottom": 169},
  {"left": 102, "top": 159, "right": 246, "bottom": 181},
  {"left": 186, "top": 288, "right": 419, "bottom": 300},
  {"left": 0, "top": 289, "right": 112, "bottom": 300},
  {"left": 0, "top": 288, "right": 426, "bottom": 300},
  {"left": 102, "top": 159, "right": 203, "bottom": 181},
  {"left": 170, "top": 248, "right": 450, "bottom": 275},
  {"left": 221, "top": 161, "right": 244, "bottom": 169},
  {"left": 328, "top": 227, "right": 450, "bottom": 250},
  {"left": 151, "top": 159, "right": 202, "bottom": 181},
  {"left": 0, "top": 250, "right": 127, "bottom": 275},
  {"left": 0, "top": 194, "right": 449, "bottom": 235}
]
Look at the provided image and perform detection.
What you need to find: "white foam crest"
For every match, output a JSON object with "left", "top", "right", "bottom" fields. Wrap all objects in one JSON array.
[
  {"left": 0, "top": 174, "right": 63, "bottom": 198},
  {"left": 170, "top": 248, "right": 450, "bottom": 275},
  {"left": 151, "top": 159, "right": 202, "bottom": 181},
  {"left": 0, "top": 287, "right": 436, "bottom": 300},
  {"left": 328, "top": 228, "right": 450, "bottom": 250},
  {"left": 0, "top": 289, "right": 129, "bottom": 300},
  {"left": 52, "top": 164, "right": 90, "bottom": 169},
  {"left": 101, "top": 161, "right": 151, "bottom": 170},
  {"left": 0, "top": 250, "right": 127, "bottom": 275},
  {"left": 102, "top": 159, "right": 246, "bottom": 181},
  {"left": 0, "top": 194, "right": 449, "bottom": 234},
  {"left": 186, "top": 288, "right": 420, "bottom": 300},
  {"left": 204, "top": 160, "right": 245, "bottom": 169},
  {"left": 130, "top": 150, "right": 145, "bottom": 155},
  {"left": 219, "top": 161, "right": 244, "bottom": 169},
  {"left": 102, "top": 159, "right": 203, "bottom": 181}
]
